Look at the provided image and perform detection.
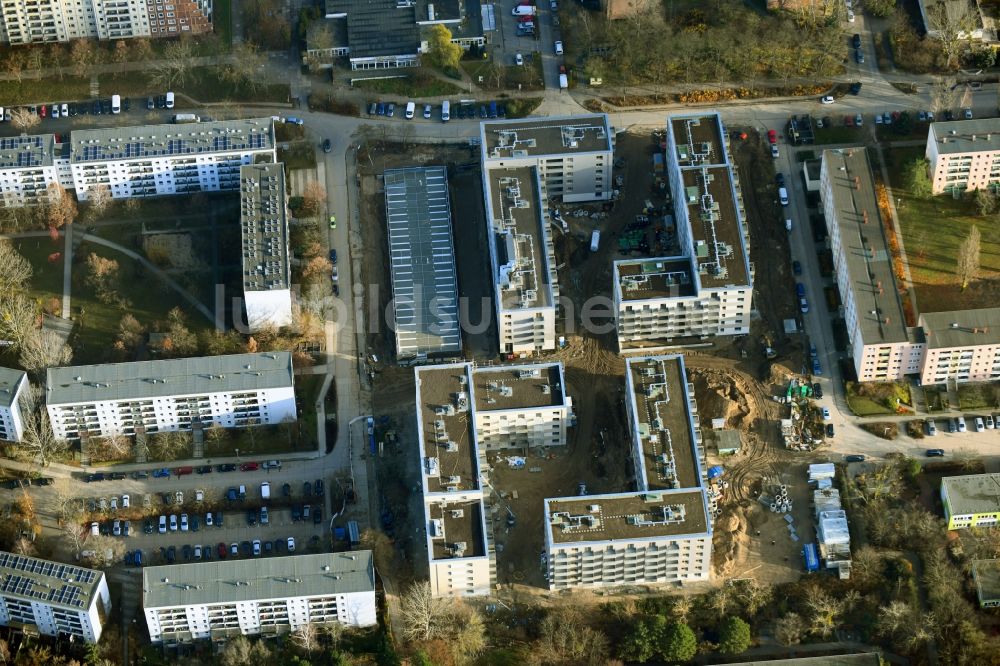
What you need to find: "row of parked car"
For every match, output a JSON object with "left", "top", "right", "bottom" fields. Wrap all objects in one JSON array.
[
  {"left": 368, "top": 100, "right": 507, "bottom": 121},
  {"left": 1, "top": 93, "right": 175, "bottom": 123},
  {"left": 85, "top": 460, "right": 278, "bottom": 483},
  {"left": 151, "top": 537, "right": 303, "bottom": 565},
  {"left": 928, "top": 414, "right": 997, "bottom": 436}
]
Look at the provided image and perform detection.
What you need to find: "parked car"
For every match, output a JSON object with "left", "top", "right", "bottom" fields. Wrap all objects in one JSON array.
[
  {"left": 240, "top": 462, "right": 259, "bottom": 472},
  {"left": 925, "top": 448, "right": 945, "bottom": 457},
  {"left": 252, "top": 540, "right": 262, "bottom": 557},
  {"left": 820, "top": 95, "right": 835, "bottom": 104},
  {"left": 825, "top": 424, "right": 834, "bottom": 438},
  {"left": 217, "top": 463, "right": 237, "bottom": 472},
  {"left": 322, "top": 138, "right": 332, "bottom": 153},
  {"left": 822, "top": 407, "right": 831, "bottom": 420},
  {"left": 813, "top": 382, "right": 823, "bottom": 398},
  {"left": 218, "top": 542, "right": 228, "bottom": 559},
  {"left": 180, "top": 514, "right": 189, "bottom": 532},
  {"left": 845, "top": 454, "right": 866, "bottom": 462},
  {"left": 287, "top": 537, "right": 296, "bottom": 552},
  {"left": 852, "top": 33, "right": 862, "bottom": 48}
]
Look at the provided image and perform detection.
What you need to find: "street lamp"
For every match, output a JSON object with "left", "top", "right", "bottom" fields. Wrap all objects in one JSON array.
[{"left": 235, "top": 448, "right": 240, "bottom": 462}]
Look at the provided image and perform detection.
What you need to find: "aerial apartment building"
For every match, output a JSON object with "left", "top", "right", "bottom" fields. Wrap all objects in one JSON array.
[
  {"left": 68, "top": 118, "right": 276, "bottom": 201},
  {"left": 941, "top": 473, "right": 1000, "bottom": 530},
  {"left": 543, "top": 355, "right": 712, "bottom": 590},
  {"left": 240, "top": 163, "right": 293, "bottom": 331},
  {"left": 925, "top": 119, "right": 1000, "bottom": 194},
  {"left": 45, "top": 351, "right": 296, "bottom": 440},
  {"left": 0, "top": 551, "right": 110, "bottom": 643},
  {"left": 0, "top": 0, "right": 212, "bottom": 44},
  {"left": 142, "top": 552, "right": 377, "bottom": 644},
  {"left": 614, "top": 113, "right": 753, "bottom": 348},
  {"left": 0, "top": 367, "right": 29, "bottom": 443},
  {"left": 916, "top": 308, "right": 1000, "bottom": 385},
  {"left": 819, "top": 149, "right": 925, "bottom": 382},
  {"left": 414, "top": 361, "right": 572, "bottom": 596},
  {"left": 480, "top": 115, "right": 613, "bottom": 353},
  {"left": 0, "top": 135, "right": 60, "bottom": 208},
  {"left": 383, "top": 166, "right": 461, "bottom": 359}
]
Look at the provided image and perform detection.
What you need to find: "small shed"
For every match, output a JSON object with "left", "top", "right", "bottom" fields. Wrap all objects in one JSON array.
[{"left": 715, "top": 430, "right": 741, "bottom": 456}]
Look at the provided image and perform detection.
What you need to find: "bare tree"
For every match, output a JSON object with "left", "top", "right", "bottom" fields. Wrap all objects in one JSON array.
[
  {"left": 931, "top": 77, "right": 958, "bottom": 115},
  {"left": 10, "top": 107, "right": 40, "bottom": 133},
  {"left": 805, "top": 590, "right": 843, "bottom": 638},
  {"left": 0, "top": 294, "right": 38, "bottom": 350},
  {"left": 300, "top": 180, "right": 327, "bottom": 217},
  {"left": 16, "top": 391, "right": 69, "bottom": 466},
  {"left": 451, "top": 606, "right": 487, "bottom": 666},
  {"left": 399, "top": 581, "right": 455, "bottom": 641},
  {"left": 957, "top": 224, "right": 981, "bottom": 290},
  {"left": 774, "top": 612, "right": 804, "bottom": 646},
  {"left": 535, "top": 608, "right": 609, "bottom": 666},
  {"left": 69, "top": 39, "right": 96, "bottom": 77},
  {"left": 290, "top": 623, "right": 319, "bottom": 655},
  {"left": 86, "top": 184, "right": 113, "bottom": 219},
  {"left": 222, "top": 42, "right": 267, "bottom": 93},
  {"left": 19, "top": 328, "right": 72, "bottom": 374},
  {"left": 930, "top": 1, "right": 975, "bottom": 69},
  {"left": 45, "top": 183, "right": 77, "bottom": 229},
  {"left": 62, "top": 521, "right": 88, "bottom": 556},
  {"left": 84, "top": 535, "right": 126, "bottom": 566},
  {"left": 0, "top": 241, "right": 32, "bottom": 294},
  {"left": 149, "top": 430, "right": 190, "bottom": 461},
  {"left": 3, "top": 51, "right": 24, "bottom": 83},
  {"left": 149, "top": 39, "right": 195, "bottom": 88}
]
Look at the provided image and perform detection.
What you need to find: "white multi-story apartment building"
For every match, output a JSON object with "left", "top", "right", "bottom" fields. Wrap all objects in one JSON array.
[
  {"left": 415, "top": 361, "right": 572, "bottom": 596},
  {"left": 614, "top": 113, "right": 753, "bottom": 348},
  {"left": 240, "top": 163, "right": 293, "bottom": 331},
  {"left": 819, "top": 149, "right": 925, "bottom": 383},
  {"left": 925, "top": 119, "right": 1000, "bottom": 195},
  {"left": 0, "top": 551, "right": 110, "bottom": 643},
  {"left": 480, "top": 116, "right": 613, "bottom": 354},
  {"left": 45, "top": 351, "right": 296, "bottom": 440},
  {"left": 0, "top": 135, "right": 60, "bottom": 208},
  {"left": 917, "top": 309, "right": 1000, "bottom": 385},
  {"left": 142, "top": 552, "right": 377, "bottom": 644},
  {"left": 543, "top": 355, "right": 712, "bottom": 590},
  {"left": 480, "top": 115, "right": 613, "bottom": 203},
  {"left": 68, "top": 118, "right": 275, "bottom": 202},
  {"left": 0, "top": 367, "right": 29, "bottom": 443},
  {"left": 0, "top": 0, "right": 211, "bottom": 44},
  {"left": 383, "top": 166, "right": 461, "bottom": 359}
]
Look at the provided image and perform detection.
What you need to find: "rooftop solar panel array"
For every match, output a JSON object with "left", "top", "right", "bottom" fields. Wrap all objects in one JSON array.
[
  {"left": 70, "top": 119, "right": 274, "bottom": 164},
  {"left": 240, "top": 163, "right": 290, "bottom": 291},
  {"left": 0, "top": 552, "right": 99, "bottom": 610},
  {"left": 0, "top": 135, "right": 53, "bottom": 169}
]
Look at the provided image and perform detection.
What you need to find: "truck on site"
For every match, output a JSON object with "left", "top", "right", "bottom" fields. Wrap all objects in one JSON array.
[{"left": 590, "top": 230, "right": 600, "bottom": 252}]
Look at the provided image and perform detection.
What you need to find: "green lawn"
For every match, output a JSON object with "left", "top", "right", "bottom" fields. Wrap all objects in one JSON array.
[
  {"left": 351, "top": 74, "right": 462, "bottom": 98},
  {"left": 70, "top": 240, "right": 213, "bottom": 363},
  {"left": 99, "top": 67, "right": 290, "bottom": 104},
  {"left": 277, "top": 142, "right": 318, "bottom": 170},
  {"left": 13, "top": 237, "right": 65, "bottom": 309},
  {"left": 845, "top": 381, "right": 910, "bottom": 416},
  {"left": 957, "top": 382, "right": 1000, "bottom": 410},
  {"left": 0, "top": 76, "right": 91, "bottom": 105},
  {"left": 213, "top": 0, "right": 234, "bottom": 47},
  {"left": 884, "top": 146, "right": 1000, "bottom": 313},
  {"left": 923, "top": 385, "right": 947, "bottom": 412},
  {"left": 813, "top": 125, "right": 866, "bottom": 145}
]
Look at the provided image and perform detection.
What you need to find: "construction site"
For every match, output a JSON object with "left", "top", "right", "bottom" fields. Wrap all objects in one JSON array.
[{"left": 355, "top": 122, "right": 838, "bottom": 598}]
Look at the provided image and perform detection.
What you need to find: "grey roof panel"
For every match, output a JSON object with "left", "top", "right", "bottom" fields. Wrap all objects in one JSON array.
[
  {"left": 384, "top": 167, "right": 461, "bottom": 357},
  {"left": 142, "top": 552, "right": 375, "bottom": 608},
  {"left": 240, "top": 163, "right": 290, "bottom": 292},
  {"left": 929, "top": 118, "right": 1000, "bottom": 155},
  {"left": 46, "top": 352, "right": 294, "bottom": 406},
  {"left": 0, "top": 367, "right": 27, "bottom": 410},
  {"left": 920, "top": 308, "right": 1000, "bottom": 348}
]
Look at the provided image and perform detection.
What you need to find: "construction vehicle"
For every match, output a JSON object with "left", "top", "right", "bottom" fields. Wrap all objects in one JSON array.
[
  {"left": 506, "top": 507, "right": 517, "bottom": 528},
  {"left": 761, "top": 335, "right": 777, "bottom": 359}
]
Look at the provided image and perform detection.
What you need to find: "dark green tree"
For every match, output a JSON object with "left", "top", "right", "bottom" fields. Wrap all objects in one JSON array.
[
  {"left": 658, "top": 621, "right": 697, "bottom": 663},
  {"left": 717, "top": 616, "right": 752, "bottom": 654},
  {"left": 619, "top": 614, "right": 666, "bottom": 663}
]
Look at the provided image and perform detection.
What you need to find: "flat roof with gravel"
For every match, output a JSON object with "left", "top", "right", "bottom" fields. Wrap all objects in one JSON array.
[
  {"left": 546, "top": 489, "right": 709, "bottom": 545},
  {"left": 487, "top": 167, "right": 554, "bottom": 310},
  {"left": 481, "top": 115, "right": 612, "bottom": 159},
  {"left": 929, "top": 118, "right": 1000, "bottom": 155},
  {"left": 471, "top": 363, "right": 564, "bottom": 412},
  {"left": 142, "top": 552, "right": 374, "bottom": 608},
  {"left": 384, "top": 166, "right": 461, "bottom": 358},
  {"left": 616, "top": 257, "right": 696, "bottom": 301},
  {"left": 973, "top": 559, "right": 1000, "bottom": 605},
  {"left": 415, "top": 365, "right": 479, "bottom": 494},
  {"left": 626, "top": 356, "right": 702, "bottom": 492},
  {"left": 428, "top": 500, "right": 486, "bottom": 560},
  {"left": 46, "top": 352, "right": 294, "bottom": 405}
]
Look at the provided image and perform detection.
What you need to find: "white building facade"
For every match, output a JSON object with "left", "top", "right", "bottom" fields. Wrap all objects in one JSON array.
[
  {"left": 142, "top": 553, "right": 377, "bottom": 644},
  {"left": 917, "top": 309, "right": 1000, "bottom": 385},
  {"left": 0, "top": 552, "right": 110, "bottom": 643},
  {"left": 0, "top": 0, "right": 212, "bottom": 44},
  {"left": 614, "top": 113, "right": 753, "bottom": 347},
  {"left": 0, "top": 368, "right": 29, "bottom": 443},
  {"left": 45, "top": 352, "right": 296, "bottom": 440},
  {"left": 0, "top": 135, "right": 60, "bottom": 208}
]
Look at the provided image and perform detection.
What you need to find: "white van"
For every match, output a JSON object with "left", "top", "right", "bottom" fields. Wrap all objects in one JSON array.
[
  {"left": 559, "top": 73, "right": 568, "bottom": 89},
  {"left": 165, "top": 91, "right": 175, "bottom": 109},
  {"left": 512, "top": 4, "right": 536, "bottom": 15},
  {"left": 441, "top": 100, "right": 450, "bottom": 122},
  {"left": 261, "top": 482, "right": 271, "bottom": 500},
  {"left": 405, "top": 101, "right": 415, "bottom": 119},
  {"left": 90, "top": 522, "right": 99, "bottom": 536},
  {"left": 779, "top": 187, "right": 789, "bottom": 206},
  {"left": 111, "top": 95, "right": 121, "bottom": 114}
]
